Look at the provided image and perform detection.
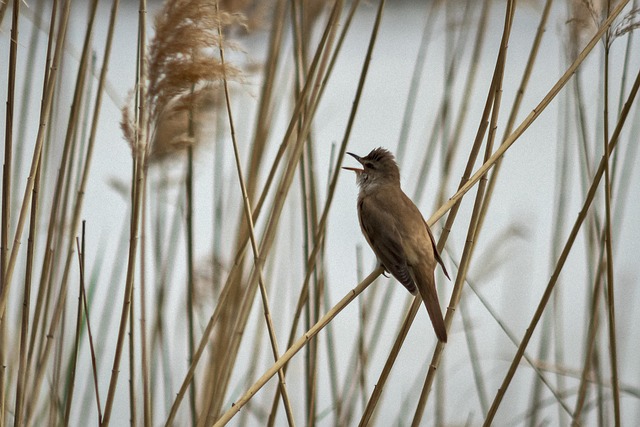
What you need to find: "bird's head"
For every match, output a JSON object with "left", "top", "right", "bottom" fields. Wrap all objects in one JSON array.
[{"left": 343, "top": 147, "right": 401, "bottom": 192}]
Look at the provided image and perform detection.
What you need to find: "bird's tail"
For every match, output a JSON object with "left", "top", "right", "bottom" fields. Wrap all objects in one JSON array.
[{"left": 414, "top": 266, "right": 447, "bottom": 343}]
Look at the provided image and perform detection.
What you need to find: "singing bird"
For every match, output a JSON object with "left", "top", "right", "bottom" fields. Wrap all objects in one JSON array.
[{"left": 344, "top": 147, "right": 450, "bottom": 342}]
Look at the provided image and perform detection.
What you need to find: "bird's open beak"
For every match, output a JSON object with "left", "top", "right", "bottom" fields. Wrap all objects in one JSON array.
[{"left": 343, "top": 152, "right": 364, "bottom": 173}]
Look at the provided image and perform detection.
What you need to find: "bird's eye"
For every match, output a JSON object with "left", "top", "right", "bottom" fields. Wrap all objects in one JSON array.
[{"left": 365, "top": 161, "right": 375, "bottom": 170}]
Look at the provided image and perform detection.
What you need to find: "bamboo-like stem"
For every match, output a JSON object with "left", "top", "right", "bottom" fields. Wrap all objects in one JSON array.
[
  {"left": 1, "top": 0, "right": 21, "bottom": 421},
  {"left": 483, "top": 63, "right": 640, "bottom": 425},
  {"left": 102, "top": 0, "right": 148, "bottom": 424},
  {"left": 414, "top": 0, "right": 477, "bottom": 206},
  {"left": 269, "top": 1, "right": 387, "bottom": 423},
  {"left": 22, "top": 0, "right": 60, "bottom": 409},
  {"left": 2, "top": 0, "right": 19, "bottom": 297},
  {"left": 0, "top": 1, "right": 8, "bottom": 28},
  {"left": 268, "top": 4, "right": 365, "bottom": 424},
  {"left": 25, "top": 1, "right": 100, "bottom": 421},
  {"left": 14, "top": 153, "right": 41, "bottom": 426},
  {"left": 26, "top": 2, "right": 123, "bottom": 422},
  {"left": 213, "top": 267, "right": 384, "bottom": 426},
  {"left": 602, "top": 15, "right": 621, "bottom": 425},
  {"left": 0, "top": 0, "right": 71, "bottom": 324}
]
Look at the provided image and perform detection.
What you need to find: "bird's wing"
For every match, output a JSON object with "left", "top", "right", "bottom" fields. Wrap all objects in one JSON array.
[
  {"left": 359, "top": 198, "right": 417, "bottom": 295},
  {"left": 424, "top": 220, "right": 450, "bottom": 280}
]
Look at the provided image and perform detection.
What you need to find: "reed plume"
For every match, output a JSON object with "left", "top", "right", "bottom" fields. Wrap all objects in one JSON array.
[{"left": 121, "top": 0, "right": 244, "bottom": 161}]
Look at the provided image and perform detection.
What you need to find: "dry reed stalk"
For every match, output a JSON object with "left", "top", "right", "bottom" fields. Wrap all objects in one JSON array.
[
  {"left": 451, "top": 1, "right": 555, "bottom": 421},
  {"left": 210, "top": 1, "right": 297, "bottom": 425},
  {"left": 602, "top": 19, "right": 621, "bottom": 424},
  {"left": 244, "top": 0, "right": 287, "bottom": 201},
  {"left": 358, "top": 297, "right": 421, "bottom": 426},
  {"left": 78, "top": 228, "right": 103, "bottom": 425},
  {"left": 268, "top": 1, "right": 391, "bottom": 424},
  {"left": 64, "top": 235, "right": 86, "bottom": 424},
  {"left": 24, "top": 2, "right": 99, "bottom": 422},
  {"left": 2, "top": 0, "right": 19, "bottom": 304},
  {"left": 139, "top": 143, "right": 151, "bottom": 427},
  {"left": 0, "top": 1, "right": 9, "bottom": 27},
  {"left": 164, "top": 2, "right": 344, "bottom": 420},
  {"left": 185, "top": 131, "right": 197, "bottom": 426},
  {"left": 213, "top": 266, "right": 384, "bottom": 426},
  {"left": 483, "top": 58, "right": 640, "bottom": 425},
  {"left": 359, "top": 4, "right": 508, "bottom": 423},
  {"left": 2, "top": 0, "right": 21, "bottom": 422},
  {"left": 13, "top": 0, "right": 47, "bottom": 216},
  {"left": 200, "top": 2, "right": 343, "bottom": 421},
  {"left": 437, "top": 0, "right": 491, "bottom": 204},
  {"left": 571, "top": 249, "right": 607, "bottom": 424},
  {"left": 0, "top": 0, "right": 70, "bottom": 329},
  {"left": 277, "top": 0, "right": 365, "bottom": 420},
  {"left": 22, "top": 0, "right": 62, "bottom": 409},
  {"left": 429, "top": 0, "right": 631, "bottom": 235},
  {"left": 412, "top": 4, "right": 515, "bottom": 424},
  {"left": 102, "top": 0, "right": 148, "bottom": 423},
  {"left": 14, "top": 141, "right": 42, "bottom": 427},
  {"left": 395, "top": 1, "right": 440, "bottom": 165},
  {"left": 413, "top": 0, "right": 476, "bottom": 206}
]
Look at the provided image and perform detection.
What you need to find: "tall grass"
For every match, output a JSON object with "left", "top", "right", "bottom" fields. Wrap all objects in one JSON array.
[{"left": 1, "top": 0, "right": 639, "bottom": 425}]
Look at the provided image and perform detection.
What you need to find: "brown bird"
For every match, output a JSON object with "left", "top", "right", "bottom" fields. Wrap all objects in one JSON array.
[{"left": 343, "top": 147, "right": 450, "bottom": 342}]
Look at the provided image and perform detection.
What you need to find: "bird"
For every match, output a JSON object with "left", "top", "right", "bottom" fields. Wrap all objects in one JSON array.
[{"left": 343, "top": 147, "right": 450, "bottom": 342}]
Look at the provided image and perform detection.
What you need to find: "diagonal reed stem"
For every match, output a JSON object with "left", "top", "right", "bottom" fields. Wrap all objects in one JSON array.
[
  {"left": 213, "top": 267, "right": 384, "bottom": 426},
  {"left": 483, "top": 60, "right": 640, "bottom": 425}
]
